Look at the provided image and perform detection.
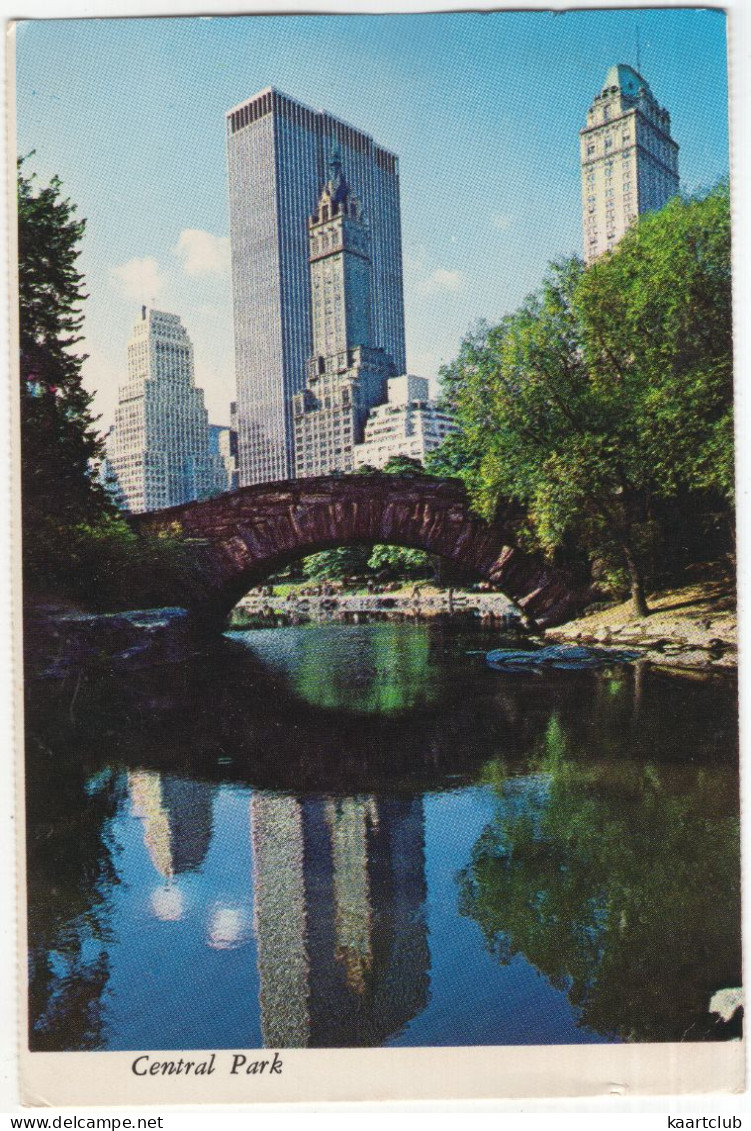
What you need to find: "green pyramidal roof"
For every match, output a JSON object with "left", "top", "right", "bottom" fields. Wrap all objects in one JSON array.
[{"left": 603, "top": 63, "right": 651, "bottom": 98}]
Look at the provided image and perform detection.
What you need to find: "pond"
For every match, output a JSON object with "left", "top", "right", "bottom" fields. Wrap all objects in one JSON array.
[{"left": 25, "top": 621, "right": 741, "bottom": 1050}]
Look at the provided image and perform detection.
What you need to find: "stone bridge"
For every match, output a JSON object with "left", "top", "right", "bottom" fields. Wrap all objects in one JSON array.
[{"left": 136, "top": 475, "right": 591, "bottom": 631}]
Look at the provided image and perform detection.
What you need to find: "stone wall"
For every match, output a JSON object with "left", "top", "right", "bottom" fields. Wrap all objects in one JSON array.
[{"left": 137, "top": 475, "right": 592, "bottom": 629}]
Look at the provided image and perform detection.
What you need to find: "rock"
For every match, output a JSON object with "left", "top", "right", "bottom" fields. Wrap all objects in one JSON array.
[
  {"left": 648, "top": 649, "right": 711, "bottom": 670},
  {"left": 709, "top": 987, "right": 743, "bottom": 1023},
  {"left": 486, "top": 644, "right": 641, "bottom": 672},
  {"left": 25, "top": 606, "right": 195, "bottom": 680}
]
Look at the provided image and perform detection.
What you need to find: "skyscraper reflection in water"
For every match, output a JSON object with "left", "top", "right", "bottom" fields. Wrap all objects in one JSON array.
[
  {"left": 128, "top": 772, "right": 215, "bottom": 920},
  {"left": 251, "top": 794, "right": 429, "bottom": 1047}
]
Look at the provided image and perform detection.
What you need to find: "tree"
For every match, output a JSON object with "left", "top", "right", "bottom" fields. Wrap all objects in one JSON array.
[
  {"left": 18, "top": 158, "right": 112, "bottom": 589},
  {"left": 366, "top": 543, "right": 430, "bottom": 578},
  {"left": 379, "top": 454, "right": 426, "bottom": 477},
  {"left": 302, "top": 546, "right": 372, "bottom": 582},
  {"left": 575, "top": 184, "right": 733, "bottom": 505},
  {"left": 440, "top": 185, "right": 733, "bottom": 614}
]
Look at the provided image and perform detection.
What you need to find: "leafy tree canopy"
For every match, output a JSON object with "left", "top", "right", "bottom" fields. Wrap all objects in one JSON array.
[
  {"left": 437, "top": 185, "right": 733, "bottom": 613},
  {"left": 19, "top": 157, "right": 112, "bottom": 575}
]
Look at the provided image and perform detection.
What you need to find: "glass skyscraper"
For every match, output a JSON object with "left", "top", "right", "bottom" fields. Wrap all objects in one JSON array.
[{"left": 226, "top": 86, "right": 406, "bottom": 485}]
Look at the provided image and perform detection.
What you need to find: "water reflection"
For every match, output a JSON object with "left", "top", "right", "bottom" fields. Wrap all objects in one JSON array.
[
  {"left": 252, "top": 795, "right": 428, "bottom": 1047},
  {"left": 129, "top": 772, "right": 215, "bottom": 879},
  {"left": 236, "top": 624, "right": 437, "bottom": 714},
  {"left": 24, "top": 622, "right": 740, "bottom": 1050},
  {"left": 458, "top": 714, "right": 742, "bottom": 1042}
]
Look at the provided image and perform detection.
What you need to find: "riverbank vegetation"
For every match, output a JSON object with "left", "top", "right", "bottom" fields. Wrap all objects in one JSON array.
[{"left": 434, "top": 184, "right": 733, "bottom": 614}]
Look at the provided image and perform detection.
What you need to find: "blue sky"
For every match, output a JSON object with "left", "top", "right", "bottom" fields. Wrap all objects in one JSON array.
[{"left": 15, "top": 8, "right": 729, "bottom": 429}]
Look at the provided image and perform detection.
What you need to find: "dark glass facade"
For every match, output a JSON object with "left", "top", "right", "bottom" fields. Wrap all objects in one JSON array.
[{"left": 226, "top": 87, "right": 406, "bottom": 485}]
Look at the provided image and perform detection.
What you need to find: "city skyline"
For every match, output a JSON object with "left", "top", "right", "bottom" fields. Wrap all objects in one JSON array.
[
  {"left": 14, "top": 9, "right": 729, "bottom": 433},
  {"left": 227, "top": 89, "right": 405, "bottom": 484}
]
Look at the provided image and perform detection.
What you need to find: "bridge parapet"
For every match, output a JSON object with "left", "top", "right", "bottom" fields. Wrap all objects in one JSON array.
[{"left": 136, "top": 475, "right": 591, "bottom": 630}]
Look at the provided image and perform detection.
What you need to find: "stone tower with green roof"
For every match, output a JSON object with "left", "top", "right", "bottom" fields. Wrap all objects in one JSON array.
[{"left": 580, "top": 64, "right": 679, "bottom": 263}]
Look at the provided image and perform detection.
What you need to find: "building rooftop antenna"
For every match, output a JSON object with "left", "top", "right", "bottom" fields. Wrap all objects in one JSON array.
[{"left": 636, "top": 24, "right": 641, "bottom": 75}]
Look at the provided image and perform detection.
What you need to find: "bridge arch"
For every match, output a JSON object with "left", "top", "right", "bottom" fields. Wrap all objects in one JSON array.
[{"left": 136, "top": 475, "right": 590, "bottom": 631}]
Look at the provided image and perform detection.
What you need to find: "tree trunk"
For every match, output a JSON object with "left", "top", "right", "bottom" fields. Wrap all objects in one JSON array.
[{"left": 622, "top": 541, "right": 649, "bottom": 617}]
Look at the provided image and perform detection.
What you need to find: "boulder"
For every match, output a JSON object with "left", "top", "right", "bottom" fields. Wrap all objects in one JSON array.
[{"left": 486, "top": 643, "right": 641, "bottom": 672}]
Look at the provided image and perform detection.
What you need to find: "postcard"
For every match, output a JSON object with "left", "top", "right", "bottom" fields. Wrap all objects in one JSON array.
[{"left": 10, "top": 2, "right": 743, "bottom": 1107}]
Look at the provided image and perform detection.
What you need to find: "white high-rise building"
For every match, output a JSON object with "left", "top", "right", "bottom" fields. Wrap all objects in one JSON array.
[
  {"left": 581, "top": 64, "right": 679, "bottom": 263},
  {"left": 226, "top": 86, "right": 406, "bottom": 486},
  {"left": 107, "top": 308, "right": 228, "bottom": 513},
  {"left": 353, "top": 375, "right": 459, "bottom": 470}
]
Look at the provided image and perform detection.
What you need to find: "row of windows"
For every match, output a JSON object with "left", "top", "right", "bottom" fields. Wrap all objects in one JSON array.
[
  {"left": 586, "top": 130, "right": 631, "bottom": 157},
  {"left": 229, "top": 91, "right": 273, "bottom": 133},
  {"left": 229, "top": 91, "right": 398, "bottom": 178}
]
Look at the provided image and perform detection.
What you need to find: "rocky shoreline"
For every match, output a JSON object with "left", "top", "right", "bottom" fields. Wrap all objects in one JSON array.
[
  {"left": 230, "top": 587, "right": 521, "bottom": 626},
  {"left": 24, "top": 576, "right": 736, "bottom": 681},
  {"left": 543, "top": 577, "right": 736, "bottom": 674},
  {"left": 24, "top": 605, "right": 197, "bottom": 681}
]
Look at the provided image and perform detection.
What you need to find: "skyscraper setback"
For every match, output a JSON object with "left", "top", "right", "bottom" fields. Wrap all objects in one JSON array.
[
  {"left": 581, "top": 64, "right": 679, "bottom": 263},
  {"left": 226, "top": 86, "right": 406, "bottom": 486},
  {"left": 106, "top": 308, "right": 228, "bottom": 513}
]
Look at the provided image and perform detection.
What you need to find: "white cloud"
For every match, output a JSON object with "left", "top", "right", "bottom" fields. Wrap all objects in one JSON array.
[
  {"left": 110, "top": 256, "right": 167, "bottom": 303},
  {"left": 174, "top": 229, "right": 230, "bottom": 277},
  {"left": 419, "top": 267, "right": 464, "bottom": 294},
  {"left": 491, "top": 212, "right": 514, "bottom": 232}
]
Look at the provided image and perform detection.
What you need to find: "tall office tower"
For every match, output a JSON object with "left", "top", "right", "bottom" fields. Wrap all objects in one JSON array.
[
  {"left": 226, "top": 86, "right": 406, "bottom": 485},
  {"left": 581, "top": 64, "right": 679, "bottom": 263},
  {"left": 107, "top": 308, "right": 228, "bottom": 513},
  {"left": 292, "top": 151, "right": 395, "bottom": 477}
]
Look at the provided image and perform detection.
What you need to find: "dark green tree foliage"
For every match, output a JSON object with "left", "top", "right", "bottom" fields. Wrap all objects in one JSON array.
[
  {"left": 18, "top": 160, "right": 199, "bottom": 612},
  {"left": 438, "top": 186, "right": 733, "bottom": 613},
  {"left": 366, "top": 543, "right": 430, "bottom": 578},
  {"left": 302, "top": 545, "right": 372, "bottom": 581},
  {"left": 18, "top": 159, "right": 112, "bottom": 589},
  {"left": 576, "top": 185, "right": 733, "bottom": 504}
]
